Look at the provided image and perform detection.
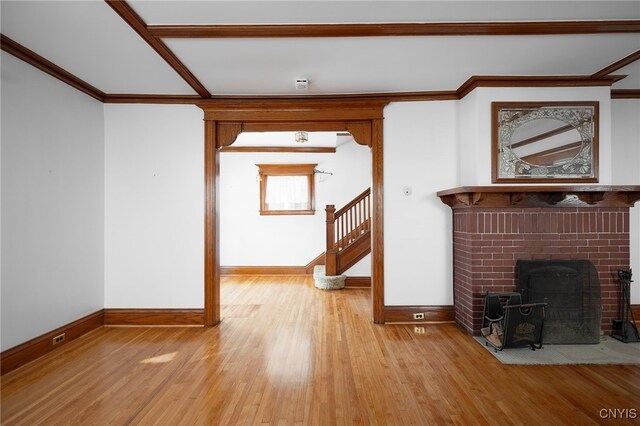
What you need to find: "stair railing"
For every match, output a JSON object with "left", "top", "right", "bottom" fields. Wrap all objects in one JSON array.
[{"left": 325, "top": 188, "right": 371, "bottom": 275}]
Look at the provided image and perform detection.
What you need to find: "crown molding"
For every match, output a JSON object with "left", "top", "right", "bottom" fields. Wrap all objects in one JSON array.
[
  {"left": 611, "top": 89, "right": 640, "bottom": 99},
  {"left": 210, "top": 91, "right": 459, "bottom": 102},
  {"left": 100, "top": 76, "right": 620, "bottom": 104},
  {"left": 456, "top": 75, "right": 622, "bottom": 98},
  {"left": 0, "top": 34, "right": 105, "bottom": 102},
  {"left": 105, "top": 0, "right": 210, "bottom": 98},
  {"left": 148, "top": 20, "right": 640, "bottom": 38}
]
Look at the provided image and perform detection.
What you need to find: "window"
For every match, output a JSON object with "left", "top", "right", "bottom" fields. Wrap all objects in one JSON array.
[{"left": 257, "top": 164, "right": 316, "bottom": 215}]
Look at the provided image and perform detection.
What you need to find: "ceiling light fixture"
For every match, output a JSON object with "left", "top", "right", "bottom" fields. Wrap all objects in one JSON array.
[{"left": 295, "top": 131, "right": 309, "bottom": 144}]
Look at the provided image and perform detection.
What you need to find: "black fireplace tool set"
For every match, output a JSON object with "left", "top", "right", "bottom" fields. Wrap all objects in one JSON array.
[{"left": 612, "top": 269, "right": 639, "bottom": 343}]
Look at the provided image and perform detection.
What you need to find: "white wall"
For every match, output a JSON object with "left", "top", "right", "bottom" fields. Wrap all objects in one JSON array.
[
  {"left": 384, "top": 89, "right": 620, "bottom": 308},
  {"left": 104, "top": 105, "right": 203, "bottom": 308},
  {"left": 384, "top": 101, "right": 458, "bottom": 306},
  {"left": 458, "top": 87, "right": 612, "bottom": 185},
  {"left": 3, "top": 53, "right": 631, "bottom": 342},
  {"left": 611, "top": 99, "right": 640, "bottom": 303},
  {"left": 1, "top": 52, "right": 104, "bottom": 350},
  {"left": 457, "top": 90, "right": 480, "bottom": 185},
  {"left": 220, "top": 140, "right": 371, "bottom": 274}
]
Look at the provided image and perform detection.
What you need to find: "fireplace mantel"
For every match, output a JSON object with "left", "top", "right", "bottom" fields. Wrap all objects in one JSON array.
[{"left": 437, "top": 185, "right": 640, "bottom": 209}]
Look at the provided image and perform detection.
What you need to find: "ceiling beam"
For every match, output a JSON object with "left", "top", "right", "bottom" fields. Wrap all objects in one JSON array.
[
  {"left": 0, "top": 34, "right": 105, "bottom": 101},
  {"left": 219, "top": 146, "right": 336, "bottom": 153},
  {"left": 591, "top": 49, "right": 640, "bottom": 79},
  {"left": 103, "top": 94, "right": 203, "bottom": 104},
  {"left": 105, "top": 0, "right": 210, "bottom": 98},
  {"left": 148, "top": 20, "right": 640, "bottom": 38}
]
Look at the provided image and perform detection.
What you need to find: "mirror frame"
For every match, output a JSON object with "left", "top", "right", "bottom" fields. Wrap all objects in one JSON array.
[{"left": 491, "top": 101, "right": 599, "bottom": 183}]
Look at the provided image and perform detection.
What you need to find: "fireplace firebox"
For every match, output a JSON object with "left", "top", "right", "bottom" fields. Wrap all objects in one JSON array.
[{"left": 517, "top": 259, "right": 601, "bottom": 344}]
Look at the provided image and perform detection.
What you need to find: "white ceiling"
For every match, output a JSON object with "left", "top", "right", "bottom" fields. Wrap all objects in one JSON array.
[
  {"left": 165, "top": 34, "right": 639, "bottom": 95},
  {"left": 1, "top": 1, "right": 196, "bottom": 94},
  {"left": 1, "top": 1, "right": 639, "bottom": 96},
  {"left": 233, "top": 132, "right": 338, "bottom": 147},
  {"left": 613, "top": 59, "right": 640, "bottom": 89}
]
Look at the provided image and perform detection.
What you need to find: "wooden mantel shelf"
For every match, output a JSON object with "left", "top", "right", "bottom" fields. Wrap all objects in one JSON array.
[{"left": 437, "top": 185, "right": 640, "bottom": 209}]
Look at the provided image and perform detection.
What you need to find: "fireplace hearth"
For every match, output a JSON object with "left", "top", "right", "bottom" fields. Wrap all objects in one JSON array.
[{"left": 517, "top": 260, "right": 601, "bottom": 344}]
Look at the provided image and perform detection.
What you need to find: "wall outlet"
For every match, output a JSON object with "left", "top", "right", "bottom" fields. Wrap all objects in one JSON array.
[
  {"left": 295, "top": 78, "right": 309, "bottom": 90},
  {"left": 414, "top": 326, "right": 426, "bottom": 334},
  {"left": 413, "top": 312, "right": 425, "bottom": 320},
  {"left": 52, "top": 333, "right": 65, "bottom": 345}
]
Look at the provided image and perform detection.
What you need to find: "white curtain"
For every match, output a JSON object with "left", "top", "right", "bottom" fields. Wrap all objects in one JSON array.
[{"left": 265, "top": 175, "right": 309, "bottom": 210}]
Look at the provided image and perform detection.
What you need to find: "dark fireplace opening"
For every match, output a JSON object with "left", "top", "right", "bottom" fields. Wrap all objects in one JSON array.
[{"left": 517, "top": 260, "right": 601, "bottom": 344}]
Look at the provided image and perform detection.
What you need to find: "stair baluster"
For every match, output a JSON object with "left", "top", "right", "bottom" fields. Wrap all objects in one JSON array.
[{"left": 325, "top": 188, "right": 371, "bottom": 276}]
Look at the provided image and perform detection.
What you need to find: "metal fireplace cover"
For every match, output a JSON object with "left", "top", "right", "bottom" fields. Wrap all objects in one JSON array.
[{"left": 517, "top": 260, "right": 601, "bottom": 344}]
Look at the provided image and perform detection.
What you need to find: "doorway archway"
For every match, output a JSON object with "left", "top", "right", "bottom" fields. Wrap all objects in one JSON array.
[{"left": 199, "top": 99, "right": 386, "bottom": 325}]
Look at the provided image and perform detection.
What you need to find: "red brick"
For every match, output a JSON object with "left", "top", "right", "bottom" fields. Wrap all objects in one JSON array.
[
  {"left": 563, "top": 214, "right": 571, "bottom": 233},
  {"left": 559, "top": 234, "right": 578, "bottom": 240},
  {"left": 617, "top": 213, "right": 624, "bottom": 233},
  {"left": 549, "top": 213, "right": 557, "bottom": 234},
  {"left": 451, "top": 206, "right": 632, "bottom": 335},
  {"left": 576, "top": 213, "right": 583, "bottom": 234},
  {"left": 483, "top": 259, "right": 510, "bottom": 266},
  {"left": 578, "top": 246, "right": 600, "bottom": 253}
]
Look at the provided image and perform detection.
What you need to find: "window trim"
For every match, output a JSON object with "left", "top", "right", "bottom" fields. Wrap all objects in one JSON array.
[{"left": 257, "top": 163, "right": 317, "bottom": 216}]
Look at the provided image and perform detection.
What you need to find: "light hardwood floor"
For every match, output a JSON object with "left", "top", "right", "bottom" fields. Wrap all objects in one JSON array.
[{"left": 2, "top": 275, "right": 639, "bottom": 425}]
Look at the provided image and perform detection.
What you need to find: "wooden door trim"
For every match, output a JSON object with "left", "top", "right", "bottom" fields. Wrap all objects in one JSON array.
[{"left": 202, "top": 99, "right": 386, "bottom": 325}]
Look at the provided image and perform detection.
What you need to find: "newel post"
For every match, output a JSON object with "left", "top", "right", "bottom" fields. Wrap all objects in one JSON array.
[{"left": 325, "top": 205, "right": 338, "bottom": 276}]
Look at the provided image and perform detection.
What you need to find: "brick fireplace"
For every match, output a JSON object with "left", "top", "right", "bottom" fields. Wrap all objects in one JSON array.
[{"left": 437, "top": 186, "right": 640, "bottom": 336}]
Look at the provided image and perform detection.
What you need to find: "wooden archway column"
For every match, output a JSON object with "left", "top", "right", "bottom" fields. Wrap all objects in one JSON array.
[{"left": 199, "top": 99, "right": 387, "bottom": 325}]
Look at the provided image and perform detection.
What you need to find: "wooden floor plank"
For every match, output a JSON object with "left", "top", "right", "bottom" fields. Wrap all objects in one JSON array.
[{"left": 2, "top": 275, "right": 639, "bottom": 425}]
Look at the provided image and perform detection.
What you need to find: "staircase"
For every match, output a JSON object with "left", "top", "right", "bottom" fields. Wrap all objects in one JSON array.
[{"left": 324, "top": 188, "right": 371, "bottom": 276}]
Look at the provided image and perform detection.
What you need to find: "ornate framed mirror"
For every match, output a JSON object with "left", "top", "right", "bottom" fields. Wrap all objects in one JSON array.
[{"left": 492, "top": 102, "right": 599, "bottom": 183}]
